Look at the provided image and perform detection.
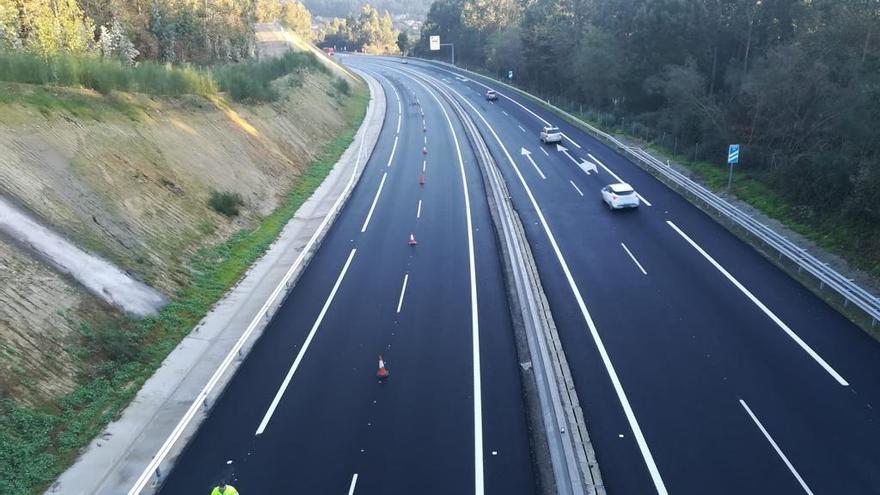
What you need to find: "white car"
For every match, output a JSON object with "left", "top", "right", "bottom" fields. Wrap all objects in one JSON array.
[
  {"left": 540, "top": 125, "right": 562, "bottom": 144},
  {"left": 601, "top": 183, "right": 640, "bottom": 210}
]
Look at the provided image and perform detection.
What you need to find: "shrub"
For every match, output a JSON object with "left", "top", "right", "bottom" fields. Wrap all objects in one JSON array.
[
  {"left": 334, "top": 78, "right": 350, "bottom": 95},
  {"left": 208, "top": 191, "right": 244, "bottom": 217}
]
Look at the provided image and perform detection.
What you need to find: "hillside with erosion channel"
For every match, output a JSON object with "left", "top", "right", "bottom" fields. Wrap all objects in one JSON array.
[{"left": 0, "top": 32, "right": 368, "bottom": 494}]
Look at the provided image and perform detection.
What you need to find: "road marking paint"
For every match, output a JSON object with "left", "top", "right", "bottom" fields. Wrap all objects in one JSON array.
[
  {"left": 739, "top": 399, "right": 815, "bottom": 494},
  {"left": 518, "top": 125, "right": 527, "bottom": 133},
  {"left": 502, "top": 110, "right": 509, "bottom": 116},
  {"left": 348, "top": 473, "right": 359, "bottom": 495},
  {"left": 561, "top": 133, "right": 582, "bottom": 148},
  {"left": 430, "top": 77, "right": 669, "bottom": 495},
  {"left": 361, "top": 172, "right": 387, "bottom": 233},
  {"left": 569, "top": 180, "right": 584, "bottom": 196},
  {"left": 588, "top": 153, "right": 652, "bottom": 206},
  {"left": 422, "top": 160, "right": 427, "bottom": 173},
  {"left": 387, "top": 136, "right": 399, "bottom": 167},
  {"left": 667, "top": 220, "right": 848, "bottom": 386},
  {"left": 397, "top": 114, "right": 401, "bottom": 134},
  {"left": 621, "top": 243, "right": 647, "bottom": 275},
  {"left": 392, "top": 67, "right": 485, "bottom": 495},
  {"left": 256, "top": 248, "right": 358, "bottom": 434},
  {"left": 540, "top": 148, "right": 549, "bottom": 157},
  {"left": 424, "top": 135, "right": 427, "bottom": 145},
  {"left": 396, "top": 273, "right": 410, "bottom": 313},
  {"left": 521, "top": 148, "right": 546, "bottom": 179},
  {"left": 417, "top": 199, "right": 422, "bottom": 218}
]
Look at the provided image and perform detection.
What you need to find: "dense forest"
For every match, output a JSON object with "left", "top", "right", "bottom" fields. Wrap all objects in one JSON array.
[
  {"left": 0, "top": 0, "right": 311, "bottom": 64},
  {"left": 419, "top": 0, "right": 880, "bottom": 273},
  {"left": 304, "top": 0, "right": 431, "bottom": 17},
  {"left": 318, "top": 4, "right": 399, "bottom": 53}
]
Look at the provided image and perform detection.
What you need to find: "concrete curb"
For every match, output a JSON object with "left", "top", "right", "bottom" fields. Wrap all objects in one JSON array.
[
  {"left": 401, "top": 67, "right": 604, "bottom": 495},
  {"left": 47, "top": 71, "right": 386, "bottom": 495}
]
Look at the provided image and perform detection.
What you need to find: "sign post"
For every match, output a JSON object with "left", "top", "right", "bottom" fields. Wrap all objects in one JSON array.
[{"left": 727, "top": 144, "right": 740, "bottom": 191}]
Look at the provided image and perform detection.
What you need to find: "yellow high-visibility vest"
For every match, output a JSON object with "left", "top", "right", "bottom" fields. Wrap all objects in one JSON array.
[{"left": 211, "top": 485, "right": 239, "bottom": 495}]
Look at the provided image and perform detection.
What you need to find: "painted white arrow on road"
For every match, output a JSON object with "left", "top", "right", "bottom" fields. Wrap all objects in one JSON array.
[
  {"left": 556, "top": 144, "right": 598, "bottom": 175},
  {"left": 521, "top": 148, "right": 546, "bottom": 179}
]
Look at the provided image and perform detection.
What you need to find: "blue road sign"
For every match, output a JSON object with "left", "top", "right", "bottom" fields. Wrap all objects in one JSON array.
[{"left": 728, "top": 144, "right": 740, "bottom": 164}]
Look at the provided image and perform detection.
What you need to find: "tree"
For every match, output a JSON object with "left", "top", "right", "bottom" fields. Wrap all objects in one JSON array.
[
  {"left": 396, "top": 30, "right": 409, "bottom": 54},
  {"left": 281, "top": 1, "right": 312, "bottom": 39}
]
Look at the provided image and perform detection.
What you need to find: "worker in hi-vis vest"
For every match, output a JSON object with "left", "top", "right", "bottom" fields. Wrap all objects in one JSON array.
[{"left": 211, "top": 481, "right": 239, "bottom": 495}]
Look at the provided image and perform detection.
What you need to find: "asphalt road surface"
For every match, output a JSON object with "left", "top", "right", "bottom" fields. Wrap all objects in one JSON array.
[
  {"left": 156, "top": 64, "right": 535, "bottom": 494},
  {"left": 367, "top": 57, "right": 880, "bottom": 495}
]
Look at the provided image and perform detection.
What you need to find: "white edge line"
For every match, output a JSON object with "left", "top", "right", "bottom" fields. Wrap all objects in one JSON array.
[
  {"left": 386, "top": 136, "right": 399, "bottom": 167},
  {"left": 396, "top": 273, "right": 409, "bottom": 313},
  {"left": 360, "top": 172, "right": 388, "bottom": 232},
  {"left": 348, "top": 473, "right": 359, "bottom": 495},
  {"left": 127, "top": 90, "right": 371, "bottom": 494},
  {"left": 667, "top": 220, "right": 848, "bottom": 386},
  {"left": 620, "top": 242, "right": 647, "bottom": 275},
  {"left": 388, "top": 66, "right": 485, "bottom": 495},
  {"left": 569, "top": 180, "right": 584, "bottom": 196},
  {"left": 256, "top": 248, "right": 358, "bottom": 435},
  {"left": 419, "top": 70, "right": 669, "bottom": 494},
  {"left": 739, "top": 399, "right": 815, "bottom": 495},
  {"left": 417, "top": 199, "right": 422, "bottom": 218}
]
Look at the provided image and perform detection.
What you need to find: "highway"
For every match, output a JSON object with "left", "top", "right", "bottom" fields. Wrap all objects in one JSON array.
[
  {"left": 358, "top": 58, "right": 880, "bottom": 494},
  {"left": 156, "top": 66, "right": 535, "bottom": 493}
]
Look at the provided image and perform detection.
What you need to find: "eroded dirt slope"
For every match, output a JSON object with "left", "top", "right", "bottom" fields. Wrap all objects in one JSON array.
[{"left": 0, "top": 70, "right": 355, "bottom": 404}]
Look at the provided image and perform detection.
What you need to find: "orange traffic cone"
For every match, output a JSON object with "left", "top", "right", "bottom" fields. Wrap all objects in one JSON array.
[
  {"left": 377, "top": 355, "right": 389, "bottom": 379},
  {"left": 408, "top": 233, "right": 418, "bottom": 246},
  {"left": 419, "top": 174, "right": 425, "bottom": 186}
]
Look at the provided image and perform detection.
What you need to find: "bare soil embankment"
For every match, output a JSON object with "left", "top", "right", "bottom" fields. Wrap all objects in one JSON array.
[{"left": 0, "top": 69, "right": 356, "bottom": 405}]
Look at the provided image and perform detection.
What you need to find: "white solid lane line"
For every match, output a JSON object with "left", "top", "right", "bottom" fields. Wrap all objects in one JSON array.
[
  {"left": 396, "top": 273, "right": 409, "bottom": 313},
  {"left": 387, "top": 136, "right": 398, "bottom": 167},
  {"left": 739, "top": 399, "right": 815, "bottom": 495},
  {"left": 348, "top": 473, "right": 359, "bottom": 495},
  {"left": 667, "top": 220, "right": 848, "bottom": 386},
  {"left": 397, "top": 114, "right": 401, "bottom": 134},
  {"left": 588, "top": 153, "right": 653, "bottom": 206},
  {"left": 540, "top": 147, "right": 549, "bottom": 157},
  {"left": 561, "top": 133, "right": 582, "bottom": 148},
  {"left": 432, "top": 77, "right": 669, "bottom": 494},
  {"left": 621, "top": 243, "right": 647, "bottom": 275},
  {"left": 417, "top": 199, "right": 422, "bottom": 218},
  {"left": 389, "top": 67, "right": 486, "bottom": 495},
  {"left": 361, "top": 172, "right": 387, "bottom": 233},
  {"left": 518, "top": 125, "right": 527, "bottom": 133},
  {"left": 569, "top": 180, "right": 584, "bottom": 196},
  {"left": 256, "top": 248, "right": 358, "bottom": 435}
]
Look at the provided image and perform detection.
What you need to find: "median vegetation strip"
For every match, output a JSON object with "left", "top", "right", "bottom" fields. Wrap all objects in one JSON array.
[{"left": 0, "top": 81, "right": 368, "bottom": 495}]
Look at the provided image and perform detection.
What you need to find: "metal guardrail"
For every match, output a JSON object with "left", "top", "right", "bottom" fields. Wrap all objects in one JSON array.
[{"left": 410, "top": 57, "right": 880, "bottom": 329}]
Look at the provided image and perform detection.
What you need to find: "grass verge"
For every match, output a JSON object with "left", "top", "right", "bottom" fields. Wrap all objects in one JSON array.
[{"left": 0, "top": 82, "right": 369, "bottom": 494}]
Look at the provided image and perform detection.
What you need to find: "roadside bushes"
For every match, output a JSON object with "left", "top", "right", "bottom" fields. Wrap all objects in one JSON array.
[
  {"left": 208, "top": 191, "right": 245, "bottom": 217},
  {"left": 0, "top": 53, "right": 216, "bottom": 96},
  {"left": 212, "top": 51, "right": 326, "bottom": 102},
  {"left": 0, "top": 50, "right": 327, "bottom": 103}
]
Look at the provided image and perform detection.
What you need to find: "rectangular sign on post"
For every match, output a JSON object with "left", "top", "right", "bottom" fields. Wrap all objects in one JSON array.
[
  {"left": 508, "top": 70, "right": 514, "bottom": 80},
  {"left": 429, "top": 35, "right": 440, "bottom": 51},
  {"left": 728, "top": 144, "right": 740, "bottom": 165}
]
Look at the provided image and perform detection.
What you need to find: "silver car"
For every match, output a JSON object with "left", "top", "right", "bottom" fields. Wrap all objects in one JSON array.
[{"left": 540, "top": 125, "right": 562, "bottom": 144}]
